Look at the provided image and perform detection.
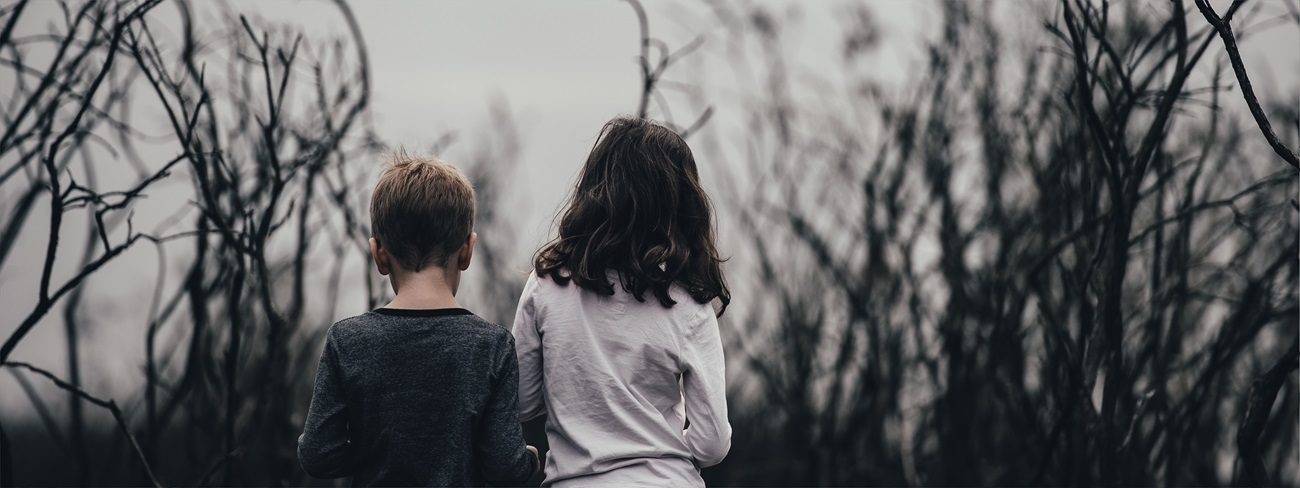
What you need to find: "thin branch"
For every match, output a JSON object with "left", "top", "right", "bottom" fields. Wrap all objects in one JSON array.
[
  {"left": 628, "top": 0, "right": 652, "bottom": 118},
  {"left": 679, "top": 106, "right": 714, "bottom": 139},
  {"left": 1, "top": 233, "right": 144, "bottom": 362},
  {"left": 0, "top": 0, "right": 29, "bottom": 52},
  {"left": 1194, "top": 0, "right": 1300, "bottom": 169},
  {"left": 1235, "top": 342, "right": 1300, "bottom": 487},
  {"left": 3, "top": 362, "right": 163, "bottom": 488}
]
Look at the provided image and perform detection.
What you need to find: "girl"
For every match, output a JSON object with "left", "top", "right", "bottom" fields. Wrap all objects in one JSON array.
[{"left": 512, "top": 116, "right": 732, "bottom": 487}]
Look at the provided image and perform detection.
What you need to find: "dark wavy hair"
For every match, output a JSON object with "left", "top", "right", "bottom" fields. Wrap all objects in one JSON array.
[{"left": 534, "top": 116, "right": 730, "bottom": 316}]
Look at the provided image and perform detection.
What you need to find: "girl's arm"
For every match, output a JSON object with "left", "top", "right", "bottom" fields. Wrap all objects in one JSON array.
[
  {"left": 512, "top": 272, "right": 547, "bottom": 421},
  {"left": 298, "top": 332, "right": 354, "bottom": 478},
  {"left": 681, "top": 307, "right": 732, "bottom": 467}
]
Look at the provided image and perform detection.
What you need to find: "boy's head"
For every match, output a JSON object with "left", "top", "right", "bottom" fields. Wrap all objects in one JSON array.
[{"left": 369, "top": 150, "right": 475, "bottom": 273}]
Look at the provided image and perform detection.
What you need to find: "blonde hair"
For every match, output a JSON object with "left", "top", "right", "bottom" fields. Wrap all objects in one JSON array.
[{"left": 369, "top": 149, "right": 475, "bottom": 271}]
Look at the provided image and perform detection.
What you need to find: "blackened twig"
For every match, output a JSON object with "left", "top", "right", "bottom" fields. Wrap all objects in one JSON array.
[
  {"left": 1235, "top": 342, "right": 1300, "bottom": 487},
  {"left": 3, "top": 361, "right": 163, "bottom": 488},
  {"left": 1194, "top": 0, "right": 1300, "bottom": 169}
]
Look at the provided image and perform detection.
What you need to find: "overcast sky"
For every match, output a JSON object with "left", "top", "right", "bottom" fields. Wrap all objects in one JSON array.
[{"left": 2, "top": 0, "right": 1296, "bottom": 418}]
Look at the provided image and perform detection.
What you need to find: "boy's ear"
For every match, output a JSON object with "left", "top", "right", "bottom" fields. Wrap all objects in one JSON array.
[
  {"left": 457, "top": 232, "right": 476, "bottom": 271},
  {"left": 370, "top": 237, "right": 391, "bottom": 276}
]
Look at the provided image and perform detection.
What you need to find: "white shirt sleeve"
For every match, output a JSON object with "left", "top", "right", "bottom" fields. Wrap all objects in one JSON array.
[
  {"left": 512, "top": 272, "right": 548, "bottom": 422},
  {"left": 680, "top": 307, "right": 732, "bottom": 467}
]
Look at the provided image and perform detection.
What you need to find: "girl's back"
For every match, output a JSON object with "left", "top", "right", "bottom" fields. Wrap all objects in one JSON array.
[
  {"left": 513, "top": 116, "right": 732, "bottom": 486},
  {"left": 514, "top": 270, "right": 729, "bottom": 486}
]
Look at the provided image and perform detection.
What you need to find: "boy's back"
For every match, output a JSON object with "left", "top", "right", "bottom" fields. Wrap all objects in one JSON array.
[{"left": 298, "top": 308, "right": 536, "bottom": 487}]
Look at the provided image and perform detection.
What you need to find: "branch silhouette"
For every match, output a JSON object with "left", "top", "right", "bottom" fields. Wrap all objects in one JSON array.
[
  {"left": 3, "top": 362, "right": 162, "bottom": 488},
  {"left": 1194, "top": 0, "right": 1300, "bottom": 169}
]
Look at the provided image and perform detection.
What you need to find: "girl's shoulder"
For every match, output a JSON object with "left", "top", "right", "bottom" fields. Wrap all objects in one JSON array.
[{"left": 528, "top": 267, "right": 711, "bottom": 316}]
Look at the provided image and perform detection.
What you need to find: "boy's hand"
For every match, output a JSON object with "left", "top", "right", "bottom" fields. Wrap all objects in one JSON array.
[{"left": 525, "top": 445, "right": 541, "bottom": 475}]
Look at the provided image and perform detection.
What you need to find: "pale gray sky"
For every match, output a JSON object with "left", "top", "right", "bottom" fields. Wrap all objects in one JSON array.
[{"left": 1, "top": 0, "right": 1296, "bottom": 422}]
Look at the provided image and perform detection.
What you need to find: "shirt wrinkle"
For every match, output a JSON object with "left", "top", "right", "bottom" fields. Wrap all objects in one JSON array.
[
  {"left": 298, "top": 311, "right": 536, "bottom": 487},
  {"left": 512, "top": 271, "right": 732, "bottom": 487}
]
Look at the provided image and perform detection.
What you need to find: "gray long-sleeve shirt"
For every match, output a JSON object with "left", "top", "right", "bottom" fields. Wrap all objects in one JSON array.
[
  {"left": 512, "top": 271, "right": 732, "bottom": 487},
  {"left": 298, "top": 308, "right": 537, "bottom": 487}
]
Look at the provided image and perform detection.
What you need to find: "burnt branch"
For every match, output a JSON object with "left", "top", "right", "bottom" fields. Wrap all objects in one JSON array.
[
  {"left": 625, "top": 0, "right": 710, "bottom": 136},
  {"left": 1194, "top": 0, "right": 1300, "bottom": 169},
  {"left": 3, "top": 362, "right": 162, "bottom": 488},
  {"left": 1235, "top": 343, "right": 1300, "bottom": 487}
]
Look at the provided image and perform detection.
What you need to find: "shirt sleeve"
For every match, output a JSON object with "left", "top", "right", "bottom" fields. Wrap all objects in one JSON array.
[
  {"left": 681, "top": 307, "right": 732, "bottom": 467},
  {"left": 477, "top": 334, "right": 538, "bottom": 486},
  {"left": 298, "top": 329, "right": 355, "bottom": 478},
  {"left": 512, "top": 272, "right": 547, "bottom": 421}
]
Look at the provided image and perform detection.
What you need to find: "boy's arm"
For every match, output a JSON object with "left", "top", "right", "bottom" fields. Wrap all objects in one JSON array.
[
  {"left": 512, "top": 272, "right": 547, "bottom": 421},
  {"left": 477, "top": 334, "right": 540, "bottom": 486},
  {"left": 298, "top": 331, "right": 355, "bottom": 478},
  {"left": 681, "top": 308, "right": 732, "bottom": 468}
]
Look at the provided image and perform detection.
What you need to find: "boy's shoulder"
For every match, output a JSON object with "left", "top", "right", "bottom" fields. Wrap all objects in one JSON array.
[{"left": 326, "top": 308, "right": 512, "bottom": 344}]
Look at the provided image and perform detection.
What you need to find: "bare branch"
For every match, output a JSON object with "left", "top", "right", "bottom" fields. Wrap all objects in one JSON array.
[
  {"left": 1235, "top": 343, "right": 1300, "bottom": 487},
  {"left": 3, "top": 362, "right": 162, "bottom": 488},
  {"left": 1194, "top": 0, "right": 1300, "bottom": 169}
]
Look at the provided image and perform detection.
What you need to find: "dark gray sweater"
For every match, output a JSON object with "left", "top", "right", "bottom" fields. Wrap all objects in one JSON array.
[{"left": 298, "top": 308, "right": 536, "bottom": 487}]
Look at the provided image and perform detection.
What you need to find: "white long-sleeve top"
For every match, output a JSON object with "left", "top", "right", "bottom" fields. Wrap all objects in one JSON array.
[{"left": 512, "top": 270, "right": 732, "bottom": 487}]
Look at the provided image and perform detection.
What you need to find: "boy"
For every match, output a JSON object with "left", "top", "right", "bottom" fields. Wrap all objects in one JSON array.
[{"left": 298, "top": 151, "right": 539, "bottom": 487}]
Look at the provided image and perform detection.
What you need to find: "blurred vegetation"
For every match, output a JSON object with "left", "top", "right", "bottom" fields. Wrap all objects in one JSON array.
[
  {"left": 0, "top": 0, "right": 1296, "bottom": 487},
  {"left": 703, "top": 1, "right": 1298, "bottom": 486},
  {"left": 0, "top": 0, "right": 378, "bottom": 485}
]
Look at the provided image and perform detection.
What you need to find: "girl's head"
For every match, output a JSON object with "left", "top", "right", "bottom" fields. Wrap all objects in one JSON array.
[{"left": 535, "top": 116, "right": 730, "bottom": 315}]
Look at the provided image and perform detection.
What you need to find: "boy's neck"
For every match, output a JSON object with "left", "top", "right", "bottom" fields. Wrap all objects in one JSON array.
[{"left": 385, "top": 265, "right": 463, "bottom": 310}]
